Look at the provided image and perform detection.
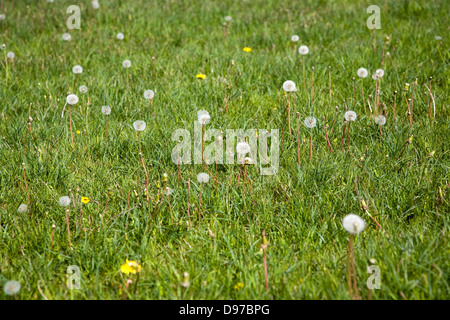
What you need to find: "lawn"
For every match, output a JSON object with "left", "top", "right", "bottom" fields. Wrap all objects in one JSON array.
[{"left": 0, "top": 0, "right": 449, "bottom": 300}]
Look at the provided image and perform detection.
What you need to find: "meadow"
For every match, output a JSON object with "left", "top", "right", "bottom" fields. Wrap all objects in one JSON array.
[{"left": 0, "top": 0, "right": 449, "bottom": 300}]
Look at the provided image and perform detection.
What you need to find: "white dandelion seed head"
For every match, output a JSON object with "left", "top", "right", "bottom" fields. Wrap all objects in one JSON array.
[
  {"left": 0, "top": 14, "right": 5, "bottom": 21},
  {"left": 163, "top": 187, "right": 174, "bottom": 196},
  {"left": 304, "top": 116, "right": 317, "bottom": 128},
  {"left": 197, "top": 172, "right": 210, "bottom": 184},
  {"left": 47, "top": 0, "right": 54, "bottom": 3},
  {"left": 225, "top": 16, "right": 232, "bottom": 22},
  {"left": 374, "top": 115, "right": 386, "bottom": 126},
  {"left": 244, "top": 157, "right": 253, "bottom": 164},
  {"left": 62, "top": 33, "right": 71, "bottom": 41},
  {"left": 236, "top": 142, "right": 251, "bottom": 155},
  {"left": 122, "top": 60, "right": 131, "bottom": 68},
  {"left": 3, "top": 280, "right": 21, "bottom": 296},
  {"left": 133, "top": 120, "right": 146, "bottom": 132},
  {"left": 6, "top": 51, "right": 15, "bottom": 59},
  {"left": 342, "top": 214, "right": 365, "bottom": 235},
  {"left": 72, "top": 65, "right": 83, "bottom": 74},
  {"left": 197, "top": 110, "right": 211, "bottom": 125},
  {"left": 59, "top": 196, "right": 71, "bottom": 207},
  {"left": 282, "top": 80, "right": 296, "bottom": 92},
  {"left": 17, "top": 204, "right": 28, "bottom": 213},
  {"left": 116, "top": 33, "right": 124, "bottom": 40},
  {"left": 78, "top": 85, "right": 88, "bottom": 94},
  {"left": 66, "top": 94, "right": 79, "bottom": 105},
  {"left": 435, "top": 36, "right": 442, "bottom": 41},
  {"left": 344, "top": 111, "right": 357, "bottom": 122},
  {"left": 357, "top": 68, "right": 368, "bottom": 78},
  {"left": 101, "top": 106, "right": 111, "bottom": 115},
  {"left": 291, "top": 35, "right": 299, "bottom": 42},
  {"left": 144, "top": 89, "right": 155, "bottom": 100},
  {"left": 375, "top": 69, "right": 385, "bottom": 78},
  {"left": 92, "top": 0, "right": 99, "bottom": 9},
  {"left": 298, "top": 45, "right": 309, "bottom": 55}
]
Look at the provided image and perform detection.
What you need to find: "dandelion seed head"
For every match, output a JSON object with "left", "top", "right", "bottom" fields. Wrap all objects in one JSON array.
[
  {"left": 163, "top": 187, "right": 174, "bottom": 196},
  {"left": 236, "top": 142, "right": 251, "bottom": 155},
  {"left": 344, "top": 111, "right": 357, "bottom": 122},
  {"left": 298, "top": 45, "right": 309, "bottom": 55},
  {"left": 244, "top": 157, "right": 253, "bottom": 164},
  {"left": 197, "top": 110, "right": 211, "bottom": 125},
  {"left": 133, "top": 120, "right": 146, "bottom": 132},
  {"left": 62, "top": 33, "right": 71, "bottom": 41},
  {"left": 144, "top": 89, "right": 155, "bottom": 100},
  {"left": 435, "top": 36, "right": 442, "bottom": 41},
  {"left": 291, "top": 35, "right": 299, "bottom": 42},
  {"left": 72, "top": 65, "right": 83, "bottom": 74},
  {"left": 225, "top": 16, "right": 232, "bottom": 22},
  {"left": 3, "top": 280, "right": 21, "bottom": 296},
  {"left": 78, "top": 85, "right": 88, "bottom": 94},
  {"left": 7, "top": 51, "right": 15, "bottom": 59},
  {"left": 122, "top": 59, "right": 131, "bottom": 68},
  {"left": 342, "top": 214, "right": 365, "bottom": 234},
  {"left": 304, "top": 116, "right": 317, "bottom": 128},
  {"left": 101, "top": 106, "right": 111, "bottom": 115},
  {"left": 282, "top": 80, "right": 296, "bottom": 92},
  {"left": 357, "top": 67, "right": 368, "bottom": 78},
  {"left": 375, "top": 69, "right": 385, "bottom": 78},
  {"left": 374, "top": 115, "right": 386, "bottom": 126},
  {"left": 59, "top": 196, "right": 71, "bottom": 207},
  {"left": 0, "top": 14, "right": 5, "bottom": 21},
  {"left": 92, "top": 0, "right": 100, "bottom": 9},
  {"left": 116, "top": 32, "right": 124, "bottom": 40},
  {"left": 197, "top": 172, "right": 210, "bottom": 184},
  {"left": 17, "top": 204, "right": 28, "bottom": 213},
  {"left": 66, "top": 94, "right": 79, "bottom": 105}
]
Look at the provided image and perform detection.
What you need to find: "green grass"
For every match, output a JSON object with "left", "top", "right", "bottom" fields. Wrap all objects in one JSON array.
[{"left": 0, "top": 0, "right": 449, "bottom": 300}]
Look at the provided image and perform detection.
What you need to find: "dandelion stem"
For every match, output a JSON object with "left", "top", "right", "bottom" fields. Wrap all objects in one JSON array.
[
  {"left": 361, "top": 80, "right": 366, "bottom": 114},
  {"left": 66, "top": 209, "right": 73, "bottom": 250},
  {"left": 347, "top": 235, "right": 354, "bottom": 299},
  {"left": 198, "top": 183, "right": 203, "bottom": 226},
  {"left": 287, "top": 94, "right": 291, "bottom": 135},
  {"left": 69, "top": 106, "right": 75, "bottom": 148},
  {"left": 309, "top": 128, "right": 313, "bottom": 161},
  {"left": 302, "top": 56, "right": 305, "bottom": 90}
]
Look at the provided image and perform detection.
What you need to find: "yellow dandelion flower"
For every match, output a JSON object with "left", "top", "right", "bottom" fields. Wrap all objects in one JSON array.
[
  {"left": 76, "top": 130, "right": 81, "bottom": 135},
  {"left": 243, "top": 47, "right": 251, "bottom": 53},
  {"left": 196, "top": 73, "right": 206, "bottom": 79},
  {"left": 234, "top": 282, "right": 244, "bottom": 290},
  {"left": 81, "top": 197, "right": 90, "bottom": 204},
  {"left": 120, "top": 259, "right": 142, "bottom": 275}
]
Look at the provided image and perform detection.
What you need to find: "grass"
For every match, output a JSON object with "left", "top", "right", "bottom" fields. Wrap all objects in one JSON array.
[{"left": 0, "top": 0, "right": 449, "bottom": 300}]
